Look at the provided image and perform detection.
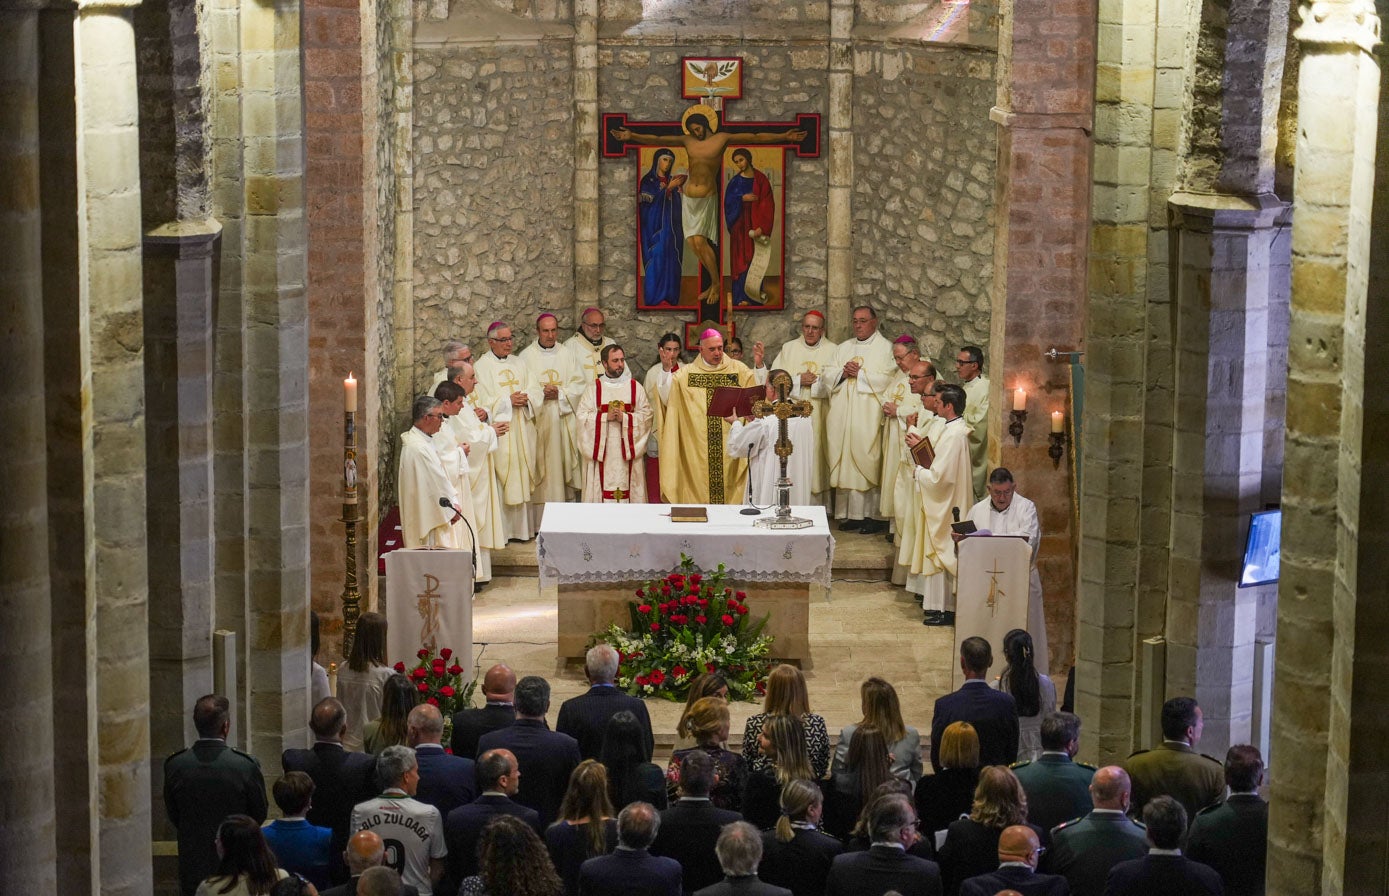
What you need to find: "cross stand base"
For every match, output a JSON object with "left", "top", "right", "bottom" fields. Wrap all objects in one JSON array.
[{"left": 753, "top": 480, "right": 814, "bottom": 529}]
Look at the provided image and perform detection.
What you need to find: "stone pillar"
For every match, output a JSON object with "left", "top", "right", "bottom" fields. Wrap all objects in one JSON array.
[
  {"left": 239, "top": 0, "right": 311, "bottom": 758},
  {"left": 572, "top": 0, "right": 598, "bottom": 314},
  {"left": 1271, "top": 3, "right": 1385, "bottom": 892},
  {"left": 825, "top": 0, "right": 853, "bottom": 338},
  {"left": 1165, "top": 194, "right": 1285, "bottom": 757},
  {"left": 989, "top": 0, "right": 1094, "bottom": 675},
  {"left": 0, "top": 7, "right": 58, "bottom": 892},
  {"left": 143, "top": 222, "right": 221, "bottom": 836}
]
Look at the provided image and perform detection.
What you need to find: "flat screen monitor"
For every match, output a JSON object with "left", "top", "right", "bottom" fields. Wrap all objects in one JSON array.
[{"left": 1239, "top": 509, "right": 1281, "bottom": 588}]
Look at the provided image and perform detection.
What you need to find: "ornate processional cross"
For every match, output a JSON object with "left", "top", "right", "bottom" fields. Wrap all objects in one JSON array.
[{"left": 750, "top": 370, "right": 814, "bottom": 529}]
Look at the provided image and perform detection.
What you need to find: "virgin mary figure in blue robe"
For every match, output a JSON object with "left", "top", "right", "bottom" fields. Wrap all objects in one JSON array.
[{"left": 638, "top": 148, "right": 684, "bottom": 306}]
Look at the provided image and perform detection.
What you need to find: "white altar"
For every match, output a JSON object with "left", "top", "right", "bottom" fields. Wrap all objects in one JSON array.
[
  {"left": 384, "top": 548, "right": 474, "bottom": 666},
  {"left": 537, "top": 503, "right": 835, "bottom": 661},
  {"left": 952, "top": 534, "right": 1031, "bottom": 690}
]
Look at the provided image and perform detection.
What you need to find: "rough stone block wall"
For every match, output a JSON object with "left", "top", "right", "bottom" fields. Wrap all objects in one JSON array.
[
  {"left": 596, "top": 43, "right": 831, "bottom": 363},
  {"left": 411, "top": 41, "right": 576, "bottom": 391},
  {"left": 850, "top": 44, "right": 995, "bottom": 362},
  {"left": 305, "top": 0, "right": 370, "bottom": 639}
]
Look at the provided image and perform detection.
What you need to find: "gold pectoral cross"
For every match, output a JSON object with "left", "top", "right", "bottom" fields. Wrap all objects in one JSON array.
[
  {"left": 417, "top": 573, "right": 443, "bottom": 652},
  {"left": 984, "top": 561, "right": 1006, "bottom": 616}
]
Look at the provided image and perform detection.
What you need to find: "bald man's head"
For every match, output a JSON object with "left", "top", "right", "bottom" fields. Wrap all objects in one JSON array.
[
  {"left": 407, "top": 702, "right": 444, "bottom": 746},
  {"left": 1089, "top": 765, "right": 1132, "bottom": 811},
  {"left": 345, "top": 830, "right": 385, "bottom": 873},
  {"left": 997, "top": 825, "right": 1042, "bottom": 868},
  {"left": 481, "top": 664, "right": 516, "bottom": 701}
]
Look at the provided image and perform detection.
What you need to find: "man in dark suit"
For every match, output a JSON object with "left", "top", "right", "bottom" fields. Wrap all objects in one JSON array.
[
  {"left": 1045, "top": 766, "right": 1148, "bottom": 896},
  {"left": 579, "top": 802, "right": 683, "bottom": 896},
  {"left": 1122, "top": 696, "right": 1224, "bottom": 824},
  {"left": 958, "top": 825, "right": 1069, "bottom": 896},
  {"left": 929, "top": 637, "right": 1019, "bottom": 771},
  {"left": 442, "top": 748, "right": 540, "bottom": 893},
  {"left": 825, "top": 794, "right": 943, "bottom": 896},
  {"left": 450, "top": 663, "right": 516, "bottom": 758},
  {"left": 408, "top": 703, "right": 477, "bottom": 817},
  {"left": 164, "top": 694, "right": 268, "bottom": 896},
  {"left": 694, "top": 821, "right": 792, "bottom": 896},
  {"left": 320, "top": 831, "right": 421, "bottom": 896},
  {"left": 1013, "top": 712, "right": 1095, "bottom": 844},
  {"left": 1104, "top": 797, "right": 1223, "bottom": 896},
  {"left": 557, "top": 643, "right": 655, "bottom": 760},
  {"left": 477, "top": 675, "right": 581, "bottom": 826},
  {"left": 1186, "top": 745, "right": 1267, "bottom": 896},
  {"left": 652, "top": 750, "right": 743, "bottom": 895},
  {"left": 283, "top": 697, "right": 379, "bottom": 884}
]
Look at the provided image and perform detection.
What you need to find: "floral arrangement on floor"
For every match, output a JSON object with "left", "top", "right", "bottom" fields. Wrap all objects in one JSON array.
[
  {"left": 395, "top": 647, "right": 477, "bottom": 717},
  {"left": 591, "top": 554, "right": 774, "bottom": 701}
]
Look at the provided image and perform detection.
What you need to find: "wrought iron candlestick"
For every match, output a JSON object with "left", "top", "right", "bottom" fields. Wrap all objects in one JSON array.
[
  {"left": 1008, "top": 409, "right": 1027, "bottom": 445},
  {"left": 341, "top": 409, "right": 362, "bottom": 658},
  {"left": 750, "top": 371, "right": 814, "bottom": 529}
]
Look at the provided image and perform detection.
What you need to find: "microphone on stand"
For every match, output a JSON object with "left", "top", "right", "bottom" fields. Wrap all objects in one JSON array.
[
  {"left": 439, "top": 497, "right": 479, "bottom": 576},
  {"left": 740, "top": 442, "right": 761, "bottom": 515}
]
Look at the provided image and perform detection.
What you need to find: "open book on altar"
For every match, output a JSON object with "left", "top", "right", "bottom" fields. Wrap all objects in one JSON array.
[{"left": 708, "top": 385, "right": 764, "bottom": 418}]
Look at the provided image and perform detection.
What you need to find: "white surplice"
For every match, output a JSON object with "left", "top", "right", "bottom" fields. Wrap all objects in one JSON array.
[
  {"left": 577, "top": 373, "right": 653, "bottom": 503},
  {"left": 961, "top": 374, "right": 991, "bottom": 501},
  {"left": 902, "top": 415, "right": 973, "bottom": 611},
  {"left": 727, "top": 415, "right": 813, "bottom": 506},
  {"left": 397, "top": 426, "right": 463, "bottom": 549}
]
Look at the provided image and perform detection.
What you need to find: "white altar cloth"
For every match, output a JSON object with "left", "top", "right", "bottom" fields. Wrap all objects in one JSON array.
[{"left": 537, "top": 502, "right": 835, "bottom": 589}]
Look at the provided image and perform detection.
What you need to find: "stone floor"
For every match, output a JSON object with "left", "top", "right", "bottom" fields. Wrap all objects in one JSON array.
[{"left": 475, "top": 527, "right": 962, "bottom": 755}]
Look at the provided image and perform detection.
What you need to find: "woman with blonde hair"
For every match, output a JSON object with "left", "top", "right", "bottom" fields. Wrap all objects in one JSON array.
[
  {"left": 335, "top": 612, "right": 392, "bottom": 750},
  {"left": 674, "top": 673, "right": 729, "bottom": 749},
  {"left": 937, "top": 765, "right": 1041, "bottom": 895},
  {"left": 742, "top": 714, "right": 815, "bottom": 829},
  {"left": 742, "top": 664, "right": 830, "bottom": 779},
  {"left": 757, "top": 779, "right": 844, "bottom": 896},
  {"left": 545, "top": 760, "right": 617, "bottom": 896},
  {"left": 827, "top": 677, "right": 923, "bottom": 831},
  {"left": 913, "top": 720, "right": 982, "bottom": 839},
  {"left": 665, "top": 696, "right": 746, "bottom": 809}
]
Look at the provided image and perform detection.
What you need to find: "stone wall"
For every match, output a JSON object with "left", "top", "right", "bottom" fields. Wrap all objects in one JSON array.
[
  {"left": 851, "top": 44, "right": 996, "bottom": 362},
  {"left": 411, "top": 41, "right": 576, "bottom": 392},
  {"left": 596, "top": 43, "right": 832, "bottom": 362}
]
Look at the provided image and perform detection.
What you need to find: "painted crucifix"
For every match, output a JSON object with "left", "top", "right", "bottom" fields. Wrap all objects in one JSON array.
[{"left": 603, "top": 57, "right": 820, "bottom": 347}]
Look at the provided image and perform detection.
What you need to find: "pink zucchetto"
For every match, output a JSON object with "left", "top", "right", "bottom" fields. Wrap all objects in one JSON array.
[
  {"left": 536, "top": 312, "right": 557, "bottom": 325},
  {"left": 893, "top": 334, "right": 917, "bottom": 345},
  {"left": 582, "top": 306, "right": 601, "bottom": 317},
  {"left": 486, "top": 321, "right": 508, "bottom": 334},
  {"left": 700, "top": 328, "right": 723, "bottom": 342}
]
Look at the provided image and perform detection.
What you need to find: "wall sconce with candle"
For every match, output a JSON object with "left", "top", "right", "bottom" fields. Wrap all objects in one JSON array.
[
  {"left": 1008, "top": 387, "right": 1027, "bottom": 445},
  {"left": 1049, "top": 410, "right": 1067, "bottom": 468}
]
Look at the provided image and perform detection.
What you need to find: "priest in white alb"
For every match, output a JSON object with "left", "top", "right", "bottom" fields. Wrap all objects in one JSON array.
[
  {"left": 578, "top": 344, "right": 653, "bottom": 503},
  {"left": 892, "top": 362, "right": 942, "bottom": 586},
  {"left": 965, "top": 467, "right": 1049, "bottom": 671},
  {"left": 644, "top": 332, "right": 683, "bottom": 503},
  {"left": 770, "top": 310, "right": 838, "bottom": 505},
  {"left": 902, "top": 383, "right": 974, "bottom": 626},
  {"left": 879, "top": 335, "right": 924, "bottom": 534},
  {"left": 447, "top": 361, "right": 510, "bottom": 580},
  {"left": 956, "top": 344, "right": 991, "bottom": 501},
  {"left": 519, "top": 312, "right": 584, "bottom": 514},
  {"left": 429, "top": 339, "right": 472, "bottom": 391},
  {"left": 725, "top": 370, "right": 813, "bottom": 506},
  {"left": 397, "top": 395, "right": 465, "bottom": 549},
  {"left": 473, "top": 321, "right": 544, "bottom": 540},
  {"left": 565, "top": 306, "right": 618, "bottom": 388},
  {"left": 660, "top": 328, "right": 759, "bottom": 505},
  {"left": 825, "top": 304, "right": 898, "bottom": 533}
]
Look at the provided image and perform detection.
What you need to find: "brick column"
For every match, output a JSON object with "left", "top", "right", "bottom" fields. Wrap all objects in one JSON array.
[
  {"left": 0, "top": 7, "right": 58, "bottom": 892},
  {"left": 1271, "top": 3, "right": 1385, "bottom": 892},
  {"left": 990, "top": 0, "right": 1094, "bottom": 675}
]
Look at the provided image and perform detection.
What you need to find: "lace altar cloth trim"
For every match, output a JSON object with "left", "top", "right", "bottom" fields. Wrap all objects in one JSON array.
[{"left": 536, "top": 502, "right": 835, "bottom": 589}]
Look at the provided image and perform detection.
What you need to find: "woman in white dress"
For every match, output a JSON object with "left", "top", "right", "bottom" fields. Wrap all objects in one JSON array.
[
  {"left": 335, "top": 612, "right": 393, "bottom": 751},
  {"left": 993, "top": 628, "right": 1055, "bottom": 762}
]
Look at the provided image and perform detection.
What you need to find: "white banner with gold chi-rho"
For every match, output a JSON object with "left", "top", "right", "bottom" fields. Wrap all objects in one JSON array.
[{"left": 385, "top": 549, "right": 474, "bottom": 667}]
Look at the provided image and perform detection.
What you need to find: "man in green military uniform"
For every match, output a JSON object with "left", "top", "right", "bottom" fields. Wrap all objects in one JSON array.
[
  {"left": 1011, "top": 711, "right": 1094, "bottom": 844},
  {"left": 1121, "top": 695, "right": 1224, "bottom": 823},
  {"left": 1186, "top": 744, "right": 1268, "bottom": 896},
  {"left": 163, "top": 694, "right": 268, "bottom": 896},
  {"left": 1044, "top": 766, "right": 1149, "bottom": 896}
]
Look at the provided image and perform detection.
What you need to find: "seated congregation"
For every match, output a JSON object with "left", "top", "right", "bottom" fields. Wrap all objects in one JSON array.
[{"left": 165, "top": 639, "right": 1265, "bottom": 896}]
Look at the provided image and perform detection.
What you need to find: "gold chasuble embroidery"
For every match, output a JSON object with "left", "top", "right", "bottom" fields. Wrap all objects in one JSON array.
[{"left": 687, "top": 371, "right": 742, "bottom": 503}]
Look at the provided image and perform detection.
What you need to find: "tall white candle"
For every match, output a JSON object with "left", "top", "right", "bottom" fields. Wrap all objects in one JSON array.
[
  {"left": 1013, "top": 388, "right": 1026, "bottom": 412},
  {"left": 1051, "top": 410, "right": 1064, "bottom": 433},
  {"left": 344, "top": 372, "right": 357, "bottom": 414}
]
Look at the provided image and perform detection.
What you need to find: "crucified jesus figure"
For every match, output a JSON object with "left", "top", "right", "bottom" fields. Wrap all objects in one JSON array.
[{"left": 611, "top": 110, "right": 806, "bottom": 303}]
